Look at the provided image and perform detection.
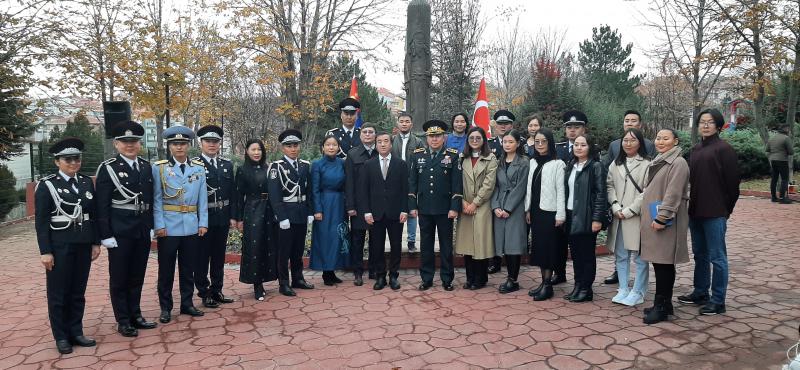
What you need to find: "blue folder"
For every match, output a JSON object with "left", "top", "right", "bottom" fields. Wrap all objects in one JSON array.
[{"left": 649, "top": 201, "right": 673, "bottom": 226}]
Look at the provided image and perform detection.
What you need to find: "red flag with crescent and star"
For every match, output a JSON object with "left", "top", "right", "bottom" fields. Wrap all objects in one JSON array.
[{"left": 473, "top": 78, "right": 491, "bottom": 137}]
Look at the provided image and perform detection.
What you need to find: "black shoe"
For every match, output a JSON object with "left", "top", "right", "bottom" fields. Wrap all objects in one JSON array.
[
  {"left": 254, "top": 283, "right": 266, "bottom": 301},
  {"left": 569, "top": 289, "right": 593, "bottom": 302},
  {"left": 528, "top": 281, "right": 544, "bottom": 297},
  {"left": 117, "top": 324, "right": 138, "bottom": 337},
  {"left": 279, "top": 283, "right": 296, "bottom": 297},
  {"left": 323, "top": 278, "right": 335, "bottom": 286},
  {"left": 374, "top": 277, "right": 387, "bottom": 290},
  {"left": 132, "top": 317, "right": 157, "bottom": 329},
  {"left": 771, "top": 197, "right": 779, "bottom": 202},
  {"left": 291, "top": 280, "right": 315, "bottom": 289},
  {"left": 180, "top": 306, "right": 204, "bottom": 317},
  {"left": 203, "top": 296, "right": 220, "bottom": 308},
  {"left": 780, "top": 198, "right": 793, "bottom": 204},
  {"left": 533, "top": 283, "right": 554, "bottom": 301},
  {"left": 644, "top": 301, "right": 675, "bottom": 316},
  {"left": 443, "top": 282, "right": 454, "bottom": 291},
  {"left": 354, "top": 274, "right": 364, "bottom": 286},
  {"left": 407, "top": 241, "right": 416, "bottom": 252},
  {"left": 159, "top": 310, "right": 171, "bottom": 323},
  {"left": 487, "top": 264, "right": 501, "bottom": 274},
  {"left": 389, "top": 276, "right": 401, "bottom": 290},
  {"left": 56, "top": 340, "right": 73, "bottom": 354},
  {"left": 470, "top": 282, "right": 487, "bottom": 290},
  {"left": 677, "top": 291, "right": 710, "bottom": 305},
  {"left": 603, "top": 271, "right": 619, "bottom": 285},
  {"left": 699, "top": 302, "right": 726, "bottom": 315},
  {"left": 643, "top": 294, "right": 671, "bottom": 324},
  {"left": 550, "top": 274, "right": 567, "bottom": 285},
  {"left": 563, "top": 284, "right": 579, "bottom": 300},
  {"left": 462, "top": 281, "right": 473, "bottom": 289},
  {"left": 368, "top": 271, "right": 376, "bottom": 280},
  {"left": 212, "top": 293, "right": 234, "bottom": 304},
  {"left": 332, "top": 274, "right": 343, "bottom": 283},
  {"left": 498, "top": 280, "right": 519, "bottom": 294},
  {"left": 418, "top": 282, "right": 433, "bottom": 291},
  {"left": 70, "top": 335, "right": 96, "bottom": 347}
]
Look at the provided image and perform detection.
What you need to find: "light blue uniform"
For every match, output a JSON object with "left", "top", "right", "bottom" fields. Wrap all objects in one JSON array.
[{"left": 152, "top": 158, "right": 209, "bottom": 236}]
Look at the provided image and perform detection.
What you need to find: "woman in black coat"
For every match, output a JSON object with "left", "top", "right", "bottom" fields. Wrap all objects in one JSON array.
[
  {"left": 234, "top": 139, "right": 278, "bottom": 300},
  {"left": 563, "top": 134, "right": 607, "bottom": 302}
]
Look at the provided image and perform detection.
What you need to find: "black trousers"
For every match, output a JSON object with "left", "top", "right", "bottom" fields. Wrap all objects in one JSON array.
[
  {"left": 770, "top": 160, "right": 790, "bottom": 198},
  {"left": 568, "top": 233, "right": 597, "bottom": 290},
  {"left": 195, "top": 225, "right": 229, "bottom": 298},
  {"left": 157, "top": 235, "right": 197, "bottom": 311},
  {"left": 653, "top": 263, "right": 676, "bottom": 298},
  {"left": 505, "top": 255, "right": 521, "bottom": 281},
  {"left": 47, "top": 243, "right": 92, "bottom": 341},
  {"left": 419, "top": 214, "right": 454, "bottom": 285},
  {"left": 108, "top": 236, "right": 150, "bottom": 325},
  {"left": 464, "top": 256, "right": 488, "bottom": 285},
  {"left": 277, "top": 223, "right": 307, "bottom": 283},
  {"left": 350, "top": 228, "right": 368, "bottom": 275},
  {"left": 369, "top": 218, "right": 403, "bottom": 278}
]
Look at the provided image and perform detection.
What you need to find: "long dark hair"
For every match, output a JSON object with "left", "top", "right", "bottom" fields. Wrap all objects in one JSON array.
[
  {"left": 451, "top": 112, "right": 470, "bottom": 131},
  {"left": 244, "top": 139, "right": 266, "bottom": 166},
  {"left": 533, "top": 127, "right": 557, "bottom": 162},
  {"left": 571, "top": 134, "right": 598, "bottom": 163},
  {"left": 462, "top": 126, "right": 490, "bottom": 159},
  {"left": 614, "top": 128, "right": 649, "bottom": 165},
  {"left": 500, "top": 130, "right": 526, "bottom": 159}
]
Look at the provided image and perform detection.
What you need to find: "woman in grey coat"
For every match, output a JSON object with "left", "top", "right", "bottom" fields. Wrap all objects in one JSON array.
[{"left": 491, "top": 131, "right": 530, "bottom": 294}]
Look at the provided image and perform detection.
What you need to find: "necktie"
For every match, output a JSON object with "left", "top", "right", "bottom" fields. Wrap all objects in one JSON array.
[
  {"left": 180, "top": 163, "right": 186, "bottom": 174},
  {"left": 68, "top": 178, "right": 78, "bottom": 193},
  {"left": 132, "top": 161, "right": 139, "bottom": 175},
  {"left": 293, "top": 161, "right": 298, "bottom": 171},
  {"left": 431, "top": 151, "right": 437, "bottom": 160},
  {"left": 381, "top": 158, "right": 388, "bottom": 180}
]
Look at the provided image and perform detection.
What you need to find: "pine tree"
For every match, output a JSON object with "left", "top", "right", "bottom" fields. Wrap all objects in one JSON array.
[
  {"left": 578, "top": 25, "right": 641, "bottom": 102},
  {"left": 38, "top": 112, "right": 105, "bottom": 175},
  {"left": 0, "top": 164, "right": 18, "bottom": 220},
  {"left": 0, "top": 66, "right": 35, "bottom": 161}
]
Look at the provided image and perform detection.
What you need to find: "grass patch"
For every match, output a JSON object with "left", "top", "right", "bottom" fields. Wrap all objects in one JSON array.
[{"left": 740, "top": 173, "right": 800, "bottom": 192}]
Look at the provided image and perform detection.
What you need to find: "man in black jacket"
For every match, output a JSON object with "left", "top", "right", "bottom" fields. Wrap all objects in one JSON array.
[
  {"left": 345, "top": 123, "right": 378, "bottom": 285},
  {"left": 96, "top": 121, "right": 158, "bottom": 338},
  {"left": 193, "top": 125, "right": 236, "bottom": 308},
  {"left": 358, "top": 132, "right": 409, "bottom": 290}
]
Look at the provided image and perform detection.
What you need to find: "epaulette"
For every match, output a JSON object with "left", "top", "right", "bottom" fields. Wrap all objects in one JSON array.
[
  {"left": 96, "top": 158, "right": 116, "bottom": 176},
  {"left": 218, "top": 157, "right": 230, "bottom": 162},
  {"left": 273, "top": 159, "right": 285, "bottom": 164},
  {"left": 413, "top": 148, "right": 425, "bottom": 153},
  {"left": 35, "top": 174, "right": 56, "bottom": 191},
  {"left": 299, "top": 159, "right": 310, "bottom": 165},
  {"left": 137, "top": 156, "right": 149, "bottom": 163},
  {"left": 154, "top": 159, "right": 169, "bottom": 165},
  {"left": 191, "top": 159, "right": 204, "bottom": 166},
  {"left": 446, "top": 148, "right": 459, "bottom": 154},
  {"left": 555, "top": 141, "right": 567, "bottom": 146},
  {"left": 101, "top": 157, "right": 117, "bottom": 165},
  {"left": 325, "top": 128, "right": 339, "bottom": 134}
]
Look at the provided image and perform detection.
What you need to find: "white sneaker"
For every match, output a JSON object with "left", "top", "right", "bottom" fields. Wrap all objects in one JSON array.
[
  {"left": 621, "top": 291, "right": 644, "bottom": 306},
  {"left": 612, "top": 289, "right": 630, "bottom": 304}
]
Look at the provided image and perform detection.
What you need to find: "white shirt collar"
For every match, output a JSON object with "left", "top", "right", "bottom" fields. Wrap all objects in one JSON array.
[
  {"left": 380, "top": 153, "right": 392, "bottom": 161},
  {"left": 201, "top": 153, "right": 217, "bottom": 163},
  {"left": 120, "top": 155, "right": 137, "bottom": 168},
  {"left": 284, "top": 156, "right": 296, "bottom": 166},
  {"left": 58, "top": 170, "right": 76, "bottom": 182},
  {"left": 173, "top": 157, "right": 187, "bottom": 166},
  {"left": 342, "top": 125, "right": 354, "bottom": 134}
]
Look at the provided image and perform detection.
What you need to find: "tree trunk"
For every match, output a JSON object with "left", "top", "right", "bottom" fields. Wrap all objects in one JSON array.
[{"left": 785, "top": 36, "right": 799, "bottom": 178}]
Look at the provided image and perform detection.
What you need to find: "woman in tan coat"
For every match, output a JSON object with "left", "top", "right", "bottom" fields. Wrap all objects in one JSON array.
[
  {"left": 607, "top": 128, "right": 650, "bottom": 307},
  {"left": 640, "top": 128, "right": 690, "bottom": 324},
  {"left": 455, "top": 126, "right": 497, "bottom": 290}
]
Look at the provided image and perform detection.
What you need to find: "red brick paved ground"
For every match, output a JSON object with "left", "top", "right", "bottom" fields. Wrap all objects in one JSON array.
[{"left": 0, "top": 197, "right": 798, "bottom": 369}]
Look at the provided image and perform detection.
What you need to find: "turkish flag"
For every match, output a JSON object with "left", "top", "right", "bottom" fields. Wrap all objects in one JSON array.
[
  {"left": 349, "top": 76, "right": 363, "bottom": 128},
  {"left": 473, "top": 78, "right": 491, "bottom": 137}
]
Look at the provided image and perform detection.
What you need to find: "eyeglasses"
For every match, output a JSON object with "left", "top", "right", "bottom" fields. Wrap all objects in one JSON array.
[
  {"left": 533, "top": 140, "right": 547, "bottom": 145},
  {"left": 60, "top": 155, "right": 82, "bottom": 164},
  {"left": 468, "top": 136, "right": 483, "bottom": 142},
  {"left": 622, "top": 139, "right": 639, "bottom": 144},
  {"left": 699, "top": 120, "right": 716, "bottom": 127}
]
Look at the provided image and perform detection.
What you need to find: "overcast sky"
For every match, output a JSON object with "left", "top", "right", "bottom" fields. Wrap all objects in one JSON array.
[{"left": 363, "top": 0, "right": 658, "bottom": 93}]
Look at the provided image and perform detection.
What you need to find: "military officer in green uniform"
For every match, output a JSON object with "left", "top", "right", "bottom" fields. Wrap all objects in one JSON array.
[{"left": 408, "top": 120, "right": 463, "bottom": 291}]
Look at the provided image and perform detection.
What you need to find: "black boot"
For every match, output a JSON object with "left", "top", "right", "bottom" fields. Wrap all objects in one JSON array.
[
  {"left": 498, "top": 279, "right": 519, "bottom": 294},
  {"left": 322, "top": 271, "right": 335, "bottom": 286},
  {"left": 569, "top": 288, "right": 593, "bottom": 302},
  {"left": 563, "top": 284, "right": 579, "bottom": 300},
  {"left": 254, "top": 283, "right": 266, "bottom": 301},
  {"left": 644, "top": 299, "right": 674, "bottom": 315},
  {"left": 533, "top": 280, "right": 553, "bottom": 301},
  {"left": 643, "top": 294, "right": 670, "bottom": 324},
  {"left": 528, "top": 281, "right": 544, "bottom": 297}
]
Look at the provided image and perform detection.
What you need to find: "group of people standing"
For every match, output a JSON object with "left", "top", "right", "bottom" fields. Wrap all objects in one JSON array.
[{"left": 33, "top": 95, "right": 741, "bottom": 355}]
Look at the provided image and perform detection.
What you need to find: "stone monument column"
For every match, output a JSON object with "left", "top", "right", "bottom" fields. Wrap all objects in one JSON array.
[{"left": 404, "top": 0, "right": 432, "bottom": 126}]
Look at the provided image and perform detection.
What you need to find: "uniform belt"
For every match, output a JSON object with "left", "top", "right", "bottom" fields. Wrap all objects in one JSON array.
[
  {"left": 51, "top": 214, "right": 90, "bottom": 222},
  {"left": 282, "top": 195, "right": 306, "bottom": 202},
  {"left": 208, "top": 199, "right": 230, "bottom": 209},
  {"left": 163, "top": 204, "right": 198, "bottom": 213},
  {"left": 112, "top": 203, "right": 151, "bottom": 211}
]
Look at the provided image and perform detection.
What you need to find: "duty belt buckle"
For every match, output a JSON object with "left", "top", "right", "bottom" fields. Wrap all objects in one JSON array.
[
  {"left": 180, "top": 205, "right": 190, "bottom": 212},
  {"left": 217, "top": 201, "right": 225, "bottom": 208}
]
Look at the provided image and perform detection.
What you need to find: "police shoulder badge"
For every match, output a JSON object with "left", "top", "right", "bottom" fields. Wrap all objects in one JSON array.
[
  {"left": 269, "top": 168, "right": 278, "bottom": 179},
  {"left": 85, "top": 191, "right": 93, "bottom": 199}
]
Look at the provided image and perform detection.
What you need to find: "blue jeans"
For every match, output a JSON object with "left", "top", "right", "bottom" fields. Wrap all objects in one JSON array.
[
  {"left": 407, "top": 216, "right": 417, "bottom": 243},
  {"left": 613, "top": 225, "right": 649, "bottom": 295},
  {"left": 689, "top": 217, "right": 729, "bottom": 305}
]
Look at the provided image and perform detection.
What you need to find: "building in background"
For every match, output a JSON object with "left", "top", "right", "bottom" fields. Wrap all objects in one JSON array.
[{"left": 377, "top": 87, "right": 406, "bottom": 116}]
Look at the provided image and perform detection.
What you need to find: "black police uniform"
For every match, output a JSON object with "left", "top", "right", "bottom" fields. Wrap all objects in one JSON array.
[
  {"left": 344, "top": 144, "right": 377, "bottom": 282},
  {"left": 34, "top": 138, "right": 99, "bottom": 352},
  {"left": 96, "top": 152, "right": 155, "bottom": 334},
  {"left": 408, "top": 122, "right": 463, "bottom": 289},
  {"left": 268, "top": 145, "right": 314, "bottom": 296},
  {"left": 326, "top": 97, "right": 362, "bottom": 158}
]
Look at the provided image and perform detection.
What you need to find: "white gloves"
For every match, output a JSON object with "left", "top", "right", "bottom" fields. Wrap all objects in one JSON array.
[
  {"left": 307, "top": 215, "right": 314, "bottom": 224},
  {"left": 101, "top": 237, "right": 118, "bottom": 249},
  {"left": 279, "top": 219, "right": 291, "bottom": 230}
]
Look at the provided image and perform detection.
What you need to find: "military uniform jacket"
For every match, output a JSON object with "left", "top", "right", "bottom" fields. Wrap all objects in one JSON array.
[
  {"left": 267, "top": 158, "right": 313, "bottom": 224},
  {"left": 408, "top": 147, "right": 463, "bottom": 215},
  {"left": 488, "top": 137, "right": 502, "bottom": 156},
  {"left": 35, "top": 173, "right": 99, "bottom": 254},
  {"left": 152, "top": 158, "right": 209, "bottom": 236},
  {"left": 194, "top": 155, "right": 235, "bottom": 227},
  {"left": 345, "top": 145, "right": 377, "bottom": 230},
  {"left": 556, "top": 141, "right": 572, "bottom": 163},
  {"left": 95, "top": 155, "right": 154, "bottom": 240},
  {"left": 327, "top": 126, "right": 362, "bottom": 158}
]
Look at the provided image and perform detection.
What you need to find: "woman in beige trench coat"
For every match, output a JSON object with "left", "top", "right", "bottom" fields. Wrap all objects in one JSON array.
[
  {"left": 455, "top": 126, "right": 497, "bottom": 290},
  {"left": 640, "top": 128, "right": 690, "bottom": 325}
]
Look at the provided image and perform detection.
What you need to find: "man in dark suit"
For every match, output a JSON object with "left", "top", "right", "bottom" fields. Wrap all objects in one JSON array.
[
  {"left": 391, "top": 112, "right": 424, "bottom": 252},
  {"left": 326, "top": 97, "right": 362, "bottom": 158},
  {"left": 192, "top": 125, "right": 236, "bottom": 307},
  {"left": 359, "top": 132, "right": 409, "bottom": 290},
  {"left": 345, "top": 123, "right": 378, "bottom": 285},
  {"left": 268, "top": 129, "right": 315, "bottom": 296},
  {"left": 95, "top": 121, "right": 158, "bottom": 338}
]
